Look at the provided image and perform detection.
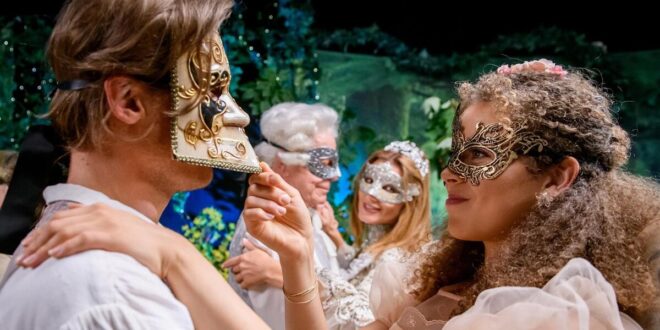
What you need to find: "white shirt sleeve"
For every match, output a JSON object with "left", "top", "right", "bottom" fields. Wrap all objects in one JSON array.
[
  {"left": 243, "top": 232, "right": 286, "bottom": 330},
  {"left": 60, "top": 304, "right": 152, "bottom": 330},
  {"left": 0, "top": 250, "right": 194, "bottom": 330},
  {"left": 247, "top": 285, "right": 286, "bottom": 330}
]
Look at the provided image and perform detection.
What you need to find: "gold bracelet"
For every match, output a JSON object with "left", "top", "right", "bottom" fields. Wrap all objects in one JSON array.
[
  {"left": 284, "top": 286, "right": 318, "bottom": 304},
  {"left": 283, "top": 280, "right": 317, "bottom": 297},
  {"left": 283, "top": 281, "right": 318, "bottom": 304}
]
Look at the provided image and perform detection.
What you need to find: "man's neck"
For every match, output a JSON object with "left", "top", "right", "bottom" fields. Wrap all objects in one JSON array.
[{"left": 66, "top": 151, "right": 171, "bottom": 222}]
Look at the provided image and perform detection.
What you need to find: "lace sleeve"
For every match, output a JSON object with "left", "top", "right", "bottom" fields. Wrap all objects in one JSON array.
[
  {"left": 318, "top": 266, "right": 376, "bottom": 328},
  {"left": 337, "top": 251, "right": 374, "bottom": 281}
]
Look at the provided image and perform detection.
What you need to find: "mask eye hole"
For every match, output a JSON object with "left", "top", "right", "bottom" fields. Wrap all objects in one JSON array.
[
  {"left": 383, "top": 185, "right": 399, "bottom": 193},
  {"left": 219, "top": 71, "right": 230, "bottom": 90},
  {"left": 320, "top": 158, "right": 335, "bottom": 167},
  {"left": 458, "top": 146, "right": 496, "bottom": 166}
]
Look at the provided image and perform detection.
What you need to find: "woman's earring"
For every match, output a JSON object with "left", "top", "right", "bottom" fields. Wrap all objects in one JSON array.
[{"left": 536, "top": 190, "right": 554, "bottom": 207}]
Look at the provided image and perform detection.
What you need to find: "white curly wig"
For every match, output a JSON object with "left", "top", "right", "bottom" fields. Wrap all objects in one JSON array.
[{"left": 254, "top": 102, "right": 339, "bottom": 166}]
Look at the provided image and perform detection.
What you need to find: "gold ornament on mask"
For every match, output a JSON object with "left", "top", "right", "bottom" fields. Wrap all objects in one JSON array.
[
  {"left": 447, "top": 121, "right": 547, "bottom": 185},
  {"left": 170, "top": 32, "right": 261, "bottom": 173}
]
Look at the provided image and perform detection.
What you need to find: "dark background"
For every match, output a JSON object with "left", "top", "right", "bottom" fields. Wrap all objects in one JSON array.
[
  {"left": 5, "top": 0, "right": 659, "bottom": 55},
  {"left": 311, "top": 1, "right": 660, "bottom": 54}
]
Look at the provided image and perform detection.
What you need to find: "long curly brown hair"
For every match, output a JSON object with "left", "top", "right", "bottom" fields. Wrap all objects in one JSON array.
[{"left": 411, "top": 67, "right": 660, "bottom": 324}]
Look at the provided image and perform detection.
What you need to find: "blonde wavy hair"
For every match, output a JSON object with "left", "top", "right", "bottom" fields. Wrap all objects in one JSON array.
[
  {"left": 412, "top": 66, "right": 660, "bottom": 325},
  {"left": 46, "top": 0, "right": 234, "bottom": 151},
  {"left": 350, "top": 150, "right": 431, "bottom": 258}
]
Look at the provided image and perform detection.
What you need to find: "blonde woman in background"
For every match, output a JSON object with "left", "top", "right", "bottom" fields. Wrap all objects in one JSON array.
[{"left": 318, "top": 141, "right": 431, "bottom": 329}]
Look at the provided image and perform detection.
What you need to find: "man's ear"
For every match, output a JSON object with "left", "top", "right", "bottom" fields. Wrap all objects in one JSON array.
[
  {"left": 543, "top": 156, "right": 580, "bottom": 197},
  {"left": 271, "top": 154, "right": 288, "bottom": 176},
  {"left": 104, "top": 76, "right": 146, "bottom": 125}
]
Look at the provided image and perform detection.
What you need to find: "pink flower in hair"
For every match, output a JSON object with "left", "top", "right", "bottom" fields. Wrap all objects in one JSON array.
[
  {"left": 496, "top": 58, "right": 567, "bottom": 77},
  {"left": 548, "top": 65, "right": 567, "bottom": 77},
  {"left": 496, "top": 65, "right": 512, "bottom": 75}
]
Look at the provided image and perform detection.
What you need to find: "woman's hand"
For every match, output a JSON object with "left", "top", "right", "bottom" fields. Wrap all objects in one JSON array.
[
  {"left": 318, "top": 202, "right": 339, "bottom": 233},
  {"left": 317, "top": 201, "right": 345, "bottom": 248},
  {"left": 243, "top": 163, "right": 327, "bottom": 329},
  {"left": 243, "top": 162, "right": 314, "bottom": 260},
  {"left": 17, "top": 203, "right": 185, "bottom": 279}
]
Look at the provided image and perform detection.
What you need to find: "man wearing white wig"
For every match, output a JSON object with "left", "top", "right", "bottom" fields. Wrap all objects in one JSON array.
[{"left": 224, "top": 102, "right": 341, "bottom": 330}]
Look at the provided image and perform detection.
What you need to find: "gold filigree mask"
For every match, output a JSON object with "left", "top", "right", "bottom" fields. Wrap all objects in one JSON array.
[
  {"left": 447, "top": 121, "right": 548, "bottom": 185},
  {"left": 170, "top": 32, "right": 260, "bottom": 173}
]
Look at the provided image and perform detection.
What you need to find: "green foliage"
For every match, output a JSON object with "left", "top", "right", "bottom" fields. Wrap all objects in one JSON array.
[
  {"left": 419, "top": 97, "right": 459, "bottom": 167},
  {"left": 181, "top": 207, "right": 235, "bottom": 279},
  {"left": 320, "top": 26, "right": 624, "bottom": 84},
  {"left": 320, "top": 25, "right": 409, "bottom": 56},
  {"left": 240, "top": 67, "right": 298, "bottom": 115},
  {"left": 332, "top": 202, "right": 354, "bottom": 245},
  {"left": 337, "top": 108, "right": 389, "bottom": 164},
  {"left": 222, "top": 1, "right": 321, "bottom": 116}
]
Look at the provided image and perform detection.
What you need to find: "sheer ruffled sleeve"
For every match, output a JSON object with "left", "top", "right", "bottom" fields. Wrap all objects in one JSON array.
[
  {"left": 369, "top": 250, "right": 418, "bottom": 328},
  {"left": 443, "top": 258, "right": 642, "bottom": 330}
]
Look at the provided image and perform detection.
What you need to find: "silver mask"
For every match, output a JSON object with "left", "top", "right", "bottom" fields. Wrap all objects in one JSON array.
[
  {"left": 359, "top": 162, "right": 420, "bottom": 204},
  {"left": 307, "top": 147, "right": 341, "bottom": 180}
]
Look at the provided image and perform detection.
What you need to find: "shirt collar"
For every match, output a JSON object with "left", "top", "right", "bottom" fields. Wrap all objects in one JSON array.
[{"left": 43, "top": 183, "right": 153, "bottom": 224}]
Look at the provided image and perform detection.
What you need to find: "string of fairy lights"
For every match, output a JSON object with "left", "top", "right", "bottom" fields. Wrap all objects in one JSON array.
[
  {"left": 1, "top": 23, "right": 55, "bottom": 150},
  {"left": 232, "top": 1, "right": 321, "bottom": 103}
]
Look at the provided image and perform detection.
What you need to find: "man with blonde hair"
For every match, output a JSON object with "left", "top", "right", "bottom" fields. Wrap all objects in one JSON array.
[{"left": 0, "top": 0, "right": 267, "bottom": 328}]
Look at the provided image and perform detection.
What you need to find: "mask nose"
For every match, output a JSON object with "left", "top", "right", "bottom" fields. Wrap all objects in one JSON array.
[{"left": 220, "top": 94, "right": 250, "bottom": 127}]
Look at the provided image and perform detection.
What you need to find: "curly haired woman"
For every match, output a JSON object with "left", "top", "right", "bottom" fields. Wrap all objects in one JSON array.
[{"left": 368, "top": 59, "right": 660, "bottom": 329}]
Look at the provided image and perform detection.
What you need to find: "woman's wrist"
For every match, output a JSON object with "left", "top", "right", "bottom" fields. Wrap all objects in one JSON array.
[
  {"left": 278, "top": 236, "right": 316, "bottom": 294},
  {"left": 329, "top": 231, "right": 345, "bottom": 248},
  {"left": 276, "top": 233, "right": 313, "bottom": 260}
]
